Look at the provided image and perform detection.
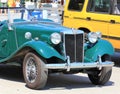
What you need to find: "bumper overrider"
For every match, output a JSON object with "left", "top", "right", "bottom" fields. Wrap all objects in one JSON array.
[{"left": 45, "top": 56, "right": 114, "bottom": 71}]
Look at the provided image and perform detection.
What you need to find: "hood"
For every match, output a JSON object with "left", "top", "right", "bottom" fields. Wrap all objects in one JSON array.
[
  {"left": 14, "top": 20, "right": 70, "bottom": 34},
  {"left": 12, "top": 20, "right": 74, "bottom": 46}
]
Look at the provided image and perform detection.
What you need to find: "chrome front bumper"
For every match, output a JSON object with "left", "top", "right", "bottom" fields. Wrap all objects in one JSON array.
[
  {"left": 45, "top": 56, "right": 114, "bottom": 71},
  {"left": 46, "top": 61, "right": 114, "bottom": 71}
]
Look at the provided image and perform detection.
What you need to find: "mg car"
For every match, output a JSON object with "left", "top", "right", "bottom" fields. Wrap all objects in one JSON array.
[{"left": 0, "top": 8, "right": 114, "bottom": 89}]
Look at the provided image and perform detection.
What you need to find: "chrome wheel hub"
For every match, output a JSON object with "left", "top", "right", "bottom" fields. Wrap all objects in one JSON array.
[{"left": 26, "top": 57, "right": 37, "bottom": 83}]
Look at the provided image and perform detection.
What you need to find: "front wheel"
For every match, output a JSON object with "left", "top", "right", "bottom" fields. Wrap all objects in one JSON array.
[
  {"left": 88, "top": 55, "right": 112, "bottom": 85},
  {"left": 23, "top": 52, "right": 48, "bottom": 89}
]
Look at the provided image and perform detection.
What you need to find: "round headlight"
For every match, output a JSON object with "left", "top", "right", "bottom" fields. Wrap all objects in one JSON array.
[
  {"left": 25, "top": 32, "right": 32, "bottom": 39},
  {"left": 88, "top": 32, "right": 98, "bottom": 43},
  {"left": 51, "top": 33, "right": 61, "bottom": 44}
]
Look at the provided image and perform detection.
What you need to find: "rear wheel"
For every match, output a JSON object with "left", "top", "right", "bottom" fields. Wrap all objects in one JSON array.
[
  {"left": 23, "top": 52, "right": 48, "bottom": 89},
  {"left": 88, "top": 55, "right": 112, "bottom": 85}
]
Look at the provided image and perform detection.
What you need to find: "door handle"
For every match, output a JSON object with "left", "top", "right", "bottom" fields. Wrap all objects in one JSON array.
[
  {"left": 110, "top": 20, "right": 115, "bottom": 24},
  {"left": 1, "top": 39, "right": 7, "bottom": 47},
  {"left": 86, "top": 17, "right": 91, "bottom": 20}
]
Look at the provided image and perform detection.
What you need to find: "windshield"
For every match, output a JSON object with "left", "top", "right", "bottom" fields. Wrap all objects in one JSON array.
[
  {"left": 1, "top": 8, "right": 45, "bottom": 23},
  {"left": 0, "top": 7, "right": 60, "bottom": 24}
]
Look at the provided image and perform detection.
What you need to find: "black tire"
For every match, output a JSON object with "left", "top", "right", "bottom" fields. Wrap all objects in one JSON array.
[
  {"left": 88, "top": 55, "right": 112, "bottom": 85},
  {"left": 23, "top": 52, "right": 48, "bottom": 89}
]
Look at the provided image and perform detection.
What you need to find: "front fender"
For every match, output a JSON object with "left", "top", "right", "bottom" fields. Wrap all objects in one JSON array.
[
  {"left": 84, "top": 39, "right": 114, "bottom": 62},
  {"left": 22, "top": 40, "right": 65, "bottom": 61}
]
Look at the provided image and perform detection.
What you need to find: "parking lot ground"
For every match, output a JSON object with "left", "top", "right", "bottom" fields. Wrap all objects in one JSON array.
[
  {"left": 0, "top": 65, "right": 120, "bottom": 94},
  {"left": 112, "top": 52, "right": 120, "bottom": 67}
]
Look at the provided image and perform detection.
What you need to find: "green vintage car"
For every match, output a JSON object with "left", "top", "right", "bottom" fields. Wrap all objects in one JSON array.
[{"left": 0, "top": 8, "right": 114, "bottom": 89}]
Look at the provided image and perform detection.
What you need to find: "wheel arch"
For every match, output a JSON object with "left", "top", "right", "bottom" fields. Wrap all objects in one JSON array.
[
  {"left": 78, "top": 27, "right": 91, "bottom": 33},
  {"left": 85, "top": 40, "right": 114, "bottom": 62},
  {"left": 1, "top": 41, "right": 65, "bottom": 64},
  {"left": 78, "top": 27, "right": 93, "bottom": 33},
  {"left": 21, "top": 41, "right": 65, "bottom": 61}
]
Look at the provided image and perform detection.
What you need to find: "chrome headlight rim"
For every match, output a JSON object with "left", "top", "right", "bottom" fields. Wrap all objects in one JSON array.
[
  {"left": 88, "top": 32, "right": 101, "bottom": 43},
  {"left": 25, "top": 32, "right": 32, "bottom": 39},
  {"left": 50, "top": 32, "right": 61, "bottom": 45},
  {"left": 96, "top": 32, "right": 102, "bottom": 39}
]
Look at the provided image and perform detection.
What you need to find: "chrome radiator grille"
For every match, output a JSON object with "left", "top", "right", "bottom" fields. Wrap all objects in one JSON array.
[{"left": 64, "top": 33, "right": 84, "bottom": 62}]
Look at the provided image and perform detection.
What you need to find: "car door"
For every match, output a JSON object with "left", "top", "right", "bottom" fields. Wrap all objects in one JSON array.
[
  {"left": 0, "top": 23, "right": 10, "bottom": 58},
  {"left": 108, "top": 0, "right": 120, "bottom": 49},
  {"left": 86, "top": 0, "right": 111, "bottom": 36},
  {"left": 0, "top": 22, "right": 17, "bottom": 58}
]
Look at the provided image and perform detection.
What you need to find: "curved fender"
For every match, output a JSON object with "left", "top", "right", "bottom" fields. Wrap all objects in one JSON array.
[
  {"left": 22, "top": 40, "right": 65, "bottom": 60},
  {"left": 85, "top": 39, "right": 114, "bottom": 62}
]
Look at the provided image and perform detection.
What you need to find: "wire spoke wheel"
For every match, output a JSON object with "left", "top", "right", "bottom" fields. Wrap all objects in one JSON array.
[
  {"left": 23, "top": 52, "right": 48, "bottom": 89},
  {"left": 26, "top": 57, "right": 37, "bottom": 83}
]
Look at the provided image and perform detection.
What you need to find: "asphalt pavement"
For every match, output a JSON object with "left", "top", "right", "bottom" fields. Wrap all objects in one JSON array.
[
  {"left": 112, "top": 52, "right": 120, "bottom": 66},
  {"left": 0, "top": 52, "right": 120, "bottom": 94}
]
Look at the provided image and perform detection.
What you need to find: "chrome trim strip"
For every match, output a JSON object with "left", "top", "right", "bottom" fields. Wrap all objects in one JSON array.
[
  {"left": 82, "top": 33, "right": 84, "bottom": 62},
  {"left": 66, "top": 56, "right": 70, "bottom": 71},
  {"left": 74, "top": 32, "right": 77, "bottom": 62},
  {"left": 61, "top": 30, "right": 84, "bottom": 35},
  {"left": 62, "top": 32, "right": 67, "bottom": 59},
  {"left": 12, "top": 25, "right": 19, "bottom": 49}
]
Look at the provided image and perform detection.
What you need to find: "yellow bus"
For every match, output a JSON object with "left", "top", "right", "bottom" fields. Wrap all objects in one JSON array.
[{"left": 63, "top": 0, "right": 120, "bottom": 50}]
